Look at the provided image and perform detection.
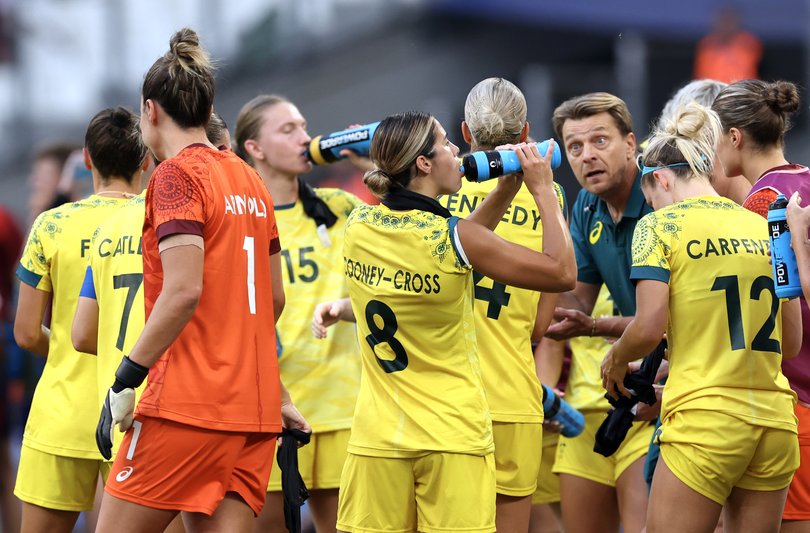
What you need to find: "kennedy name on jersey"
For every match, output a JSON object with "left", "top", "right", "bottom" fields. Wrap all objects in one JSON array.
[
  {"left": 224, "top": 194, "right": 268, "bottom": 218},
  {"left": 442, "top": 193, "right": 543, "bottom": 231}
]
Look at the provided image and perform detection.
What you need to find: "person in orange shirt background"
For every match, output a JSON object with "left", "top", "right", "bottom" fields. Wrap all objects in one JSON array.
[{"left": 694, "top": 6, "right": 762, "bottom": 84}]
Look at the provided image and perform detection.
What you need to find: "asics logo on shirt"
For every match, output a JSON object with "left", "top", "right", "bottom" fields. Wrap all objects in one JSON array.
[
  {"left": 589, "top": 221, "right": 603, "bottom": 244},
  {"left": 116, "top": 466, "right": 134, "bottom": 482}
]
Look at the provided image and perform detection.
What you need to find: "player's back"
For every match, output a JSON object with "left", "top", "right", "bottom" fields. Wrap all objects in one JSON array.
[
  {"left": 18, "top": 195, "right": 132, "bottom": 458},
  {"left": 88, "top": 195, "right": 146, "bottom": 455},
  {"left": 343, "top": 204, "right": 492, "bottom": 457},
  {"left": 637, "top": 196, "right": 795, "bottom": 429},
  {"left": 443, "top": 180, "right": 566, "bottom": 423},
  {"left": 274, "top": 187, "right": 362, "bottom": 433},
  {"left": 137, "top": 145, "right": 281, "bottom": 433}
]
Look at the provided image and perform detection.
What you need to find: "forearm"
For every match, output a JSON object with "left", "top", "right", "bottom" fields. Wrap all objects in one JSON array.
[
  {"left": 593, "top": 315, "right": 634, "bottom": 339},
  {"left": 466, "top": 180, "right": 520, "bottom": 230},
  {"left": 280, "top": 379, "right": 293, "bottom": 404},
  {"left": 127, "top": 292, "right": 198, "bottom": 368},
  {"left": 533, "top": 189, "right": 575, "bottom": 276},
  {"left": 535, "top": 336, "right": 564, "bottom": 386},
  {"left": 610, "top": 319, "right": 661, "bottom": 366},
  {"left": 794, "top": 238, "right": 810, "bottom": 302},
  {"left": 30, "top": 326, "right": 50, "bottom": 356},
  {"left": 337, "top": 297, "right": 356, "bottom": 322}
]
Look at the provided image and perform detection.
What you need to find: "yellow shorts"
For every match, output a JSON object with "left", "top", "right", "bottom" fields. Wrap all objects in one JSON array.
[
  {"left": 493, "top": 421, "right": 543, "bottom": 497},
  {"left": 658, "top": 409, "right": 799, "bottom": 505},
  {"left": 337, "top": 452, "right": 496, "bottom": 533},
  {"left": 15, "top": 445, "right": 112, "bottom": 511},
  {"left": 267, "top": 428, "right": 349, "bottom": 491},
  {"left": 553, "top": 411, "right": 654, "bottom": 487},
  {"left": 532, "top": 431, "right": 560, "bottom": 505}
]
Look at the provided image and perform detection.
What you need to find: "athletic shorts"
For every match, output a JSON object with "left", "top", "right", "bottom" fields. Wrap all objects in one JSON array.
[
  {"left": 267, "top": 428, "right": 349, "bottom": 491},
  {"left": 15, "top": 445, "right": 111, "bottom": 511},
  {"left": 532, "top": 431, "right": 560, "bottom": 505},
  {"left": 553, "top": 411, "right": 654, "bottom": 487},
  {"left": 658, "top": 409, "right": 799, "bottom": 505},
  {"left": 105, "top": 415, "right": 276, "bottom": 516},
  {"left": 784, "top": 402, "right": 810, "bottom": 520},
  {"left": 493, "top": 422, "right": 543, "bottom": 497},
  {"left": 337, "top": 452, "right": 496, "bottom": 533}
]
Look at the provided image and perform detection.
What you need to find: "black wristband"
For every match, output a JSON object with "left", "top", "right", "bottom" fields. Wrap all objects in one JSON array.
[{"left": 111, "top": 356, "right": 149, "bottom": 393}]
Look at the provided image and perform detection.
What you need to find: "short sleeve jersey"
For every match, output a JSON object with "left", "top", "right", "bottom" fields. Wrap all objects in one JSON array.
[
  {"left": 630, "top": 196, "right": 796, "bottom": 431},
  {"left": 742, "top": 164, "right": 810, "bottom": 405},
  {"left": 274, "top": 187, "right": 363, "bottom": 433},
  {"left": 565, "top": 285, "right": 618, "bottom": 412},
  {"left": 570, "top": 174, "right": 653, "bottom": 316},
  {"left": 343, "top": 204, "right": 492, "bottom": 457},
  {"left": 441, "top": 180, "right": 566, "bottom": 423},
  {"left": 81, "top": 195, "right": 146, "bottom": 457},
  {"left": 17, "top": 195, "right": 131, "bottom": 458},
  {"left": 136, "top": 145, "right": 282, "bottom": 433}
]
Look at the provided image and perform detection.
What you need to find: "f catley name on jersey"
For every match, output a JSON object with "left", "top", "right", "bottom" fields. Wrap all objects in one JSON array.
[{"left": 224, "top": 195, "right": 268, "bottom": 218}]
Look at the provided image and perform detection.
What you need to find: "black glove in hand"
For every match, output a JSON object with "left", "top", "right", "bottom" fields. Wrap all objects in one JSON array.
[{"left": 96, "top": 356, "right": 148, "bottom": 459}]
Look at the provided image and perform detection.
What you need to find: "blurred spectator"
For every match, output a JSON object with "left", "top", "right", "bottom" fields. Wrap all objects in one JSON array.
[
  {"left": 0, "top": 205, "right": 22, "bottom": 532},
  {"left": 693, "top": 6, "right": 762, "bottom": 84},
  {"left": 0, "top": 0, "right": 15, "bottom": 63},
  {"left": 26, "top": 143, "right": 80, "bottom": 226}
]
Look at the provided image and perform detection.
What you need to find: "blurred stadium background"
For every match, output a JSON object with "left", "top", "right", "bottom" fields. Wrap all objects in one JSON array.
[{"left": 0, "top": 0, "right": 808, "bottom": 220}]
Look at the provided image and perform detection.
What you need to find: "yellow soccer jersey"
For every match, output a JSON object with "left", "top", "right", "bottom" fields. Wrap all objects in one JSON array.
[
  {"left": 566, "top": 285, "right": 617, "bottom": 412},
  {"left": 84, "top": 195, "right": 146, "bottom": 457},
  {"left": 343, "top": 204, "right": 492, "bottom": 457},
  {"left": 631, "top": 196, "right": 796, "bottom": 430},
  {"left": 275, "top": 188, "right": 363, "bottom": 432},
  {"left": 17, "top": 195, "right": 131, "bottom": 458},
  {"left": 441, "top": 181, "right": 566, "bottom": 422}
]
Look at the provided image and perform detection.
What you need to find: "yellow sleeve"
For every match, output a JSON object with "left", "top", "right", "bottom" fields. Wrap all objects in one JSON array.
[
  {"left": 17, "top": 212, "right": 53, "bottom": 292},
  {"left": 630, "top": 212, "right": 671, "bottom": 283}
]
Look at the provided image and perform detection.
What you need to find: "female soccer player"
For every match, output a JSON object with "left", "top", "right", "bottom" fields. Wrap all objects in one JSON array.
[
  {"left": 601, "top": 102, "right": 801, "bottom": 533},
  {"left": 234, "top": 94, "right": 364, "bottom": 533},
  {"left": 93, "top": 28, "right": 309, "bottom": 533},
  {"left": 336, "top": 110, "right": 575, "bottom": 533},
  {"left": 441, "top": 77, "right": 567, "bottom": 533},
  {"left": 713, "top": 80, "right": 810, "bottom": 532},
  {"left": 13, "top": 106, "right": 145, "bottom": 533}
]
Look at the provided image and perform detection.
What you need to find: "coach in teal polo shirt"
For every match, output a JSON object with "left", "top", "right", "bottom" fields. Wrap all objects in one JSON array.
[
  {"left": 546, "top": 92, "right": 653, "bottom": 340},
  {"left": 569, "top": 172, "right": 650, "bottom": 317}
]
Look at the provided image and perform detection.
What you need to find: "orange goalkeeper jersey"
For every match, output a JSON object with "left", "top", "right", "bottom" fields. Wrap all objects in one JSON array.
[{"left": 136, "top": 145, "right": 282, "bottom": 433}]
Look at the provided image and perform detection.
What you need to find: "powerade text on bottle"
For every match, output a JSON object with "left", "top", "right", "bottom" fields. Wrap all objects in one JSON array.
[
  {"left": 542, "top": 384, "right": 585, "bottom": 438},
  {"left": 306, "top": 122, "right": 380, "bottom": 165},
  {"left": 460, "top": 139, "right": 561, "bottom": 182},
  {"left": 768, "top": 194, "right": 803, "bottom": 299}
]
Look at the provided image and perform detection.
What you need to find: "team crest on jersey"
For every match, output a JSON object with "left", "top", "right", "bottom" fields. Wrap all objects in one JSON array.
[{"left": 589, "top": 221, "right": 603, "bottom": 244}]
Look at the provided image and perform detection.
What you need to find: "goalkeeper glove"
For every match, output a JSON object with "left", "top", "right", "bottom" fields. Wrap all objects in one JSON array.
[{"left": 96, "top": 356, "right": 148, "bottom": 460}]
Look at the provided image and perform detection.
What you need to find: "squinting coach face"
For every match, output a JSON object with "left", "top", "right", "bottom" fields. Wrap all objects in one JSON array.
[{"left": 561, "top": 111, "right": 636, "bottom": 198}]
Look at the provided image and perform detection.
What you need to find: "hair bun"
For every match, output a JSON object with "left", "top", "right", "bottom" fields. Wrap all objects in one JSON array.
[
  {"left": 169, "top": 28, "right": 201, "bottom": 61},
  {"left": 664, "top": 102, "right": 710, "bottom": 141},
  {"left": 766, "top": 80, "right": 800, "bottom": 115},
  {"left": 109, "top": 106, "right": 134, "bottom": 129},
  {"left": 363, "top": 168, "right": 392, "bottom": 199}
]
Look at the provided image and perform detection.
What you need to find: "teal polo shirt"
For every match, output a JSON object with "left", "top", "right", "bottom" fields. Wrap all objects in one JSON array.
[{"left": 569, "top": 174, "right": 652, "bottom": 317}]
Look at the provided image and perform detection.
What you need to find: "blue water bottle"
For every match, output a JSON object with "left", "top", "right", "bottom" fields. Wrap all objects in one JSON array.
[
  {"left": 306, "top": 122, "right": 380, "bottom": 165},
  {"left": 460, "top": 139, "right": 561, "bottom": 182},
  {"left": 542, "top": 384, "right": 585, "bottom": 438},
  {"left": 768, "top": 194, "right": 803, "bottom": 299}
]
